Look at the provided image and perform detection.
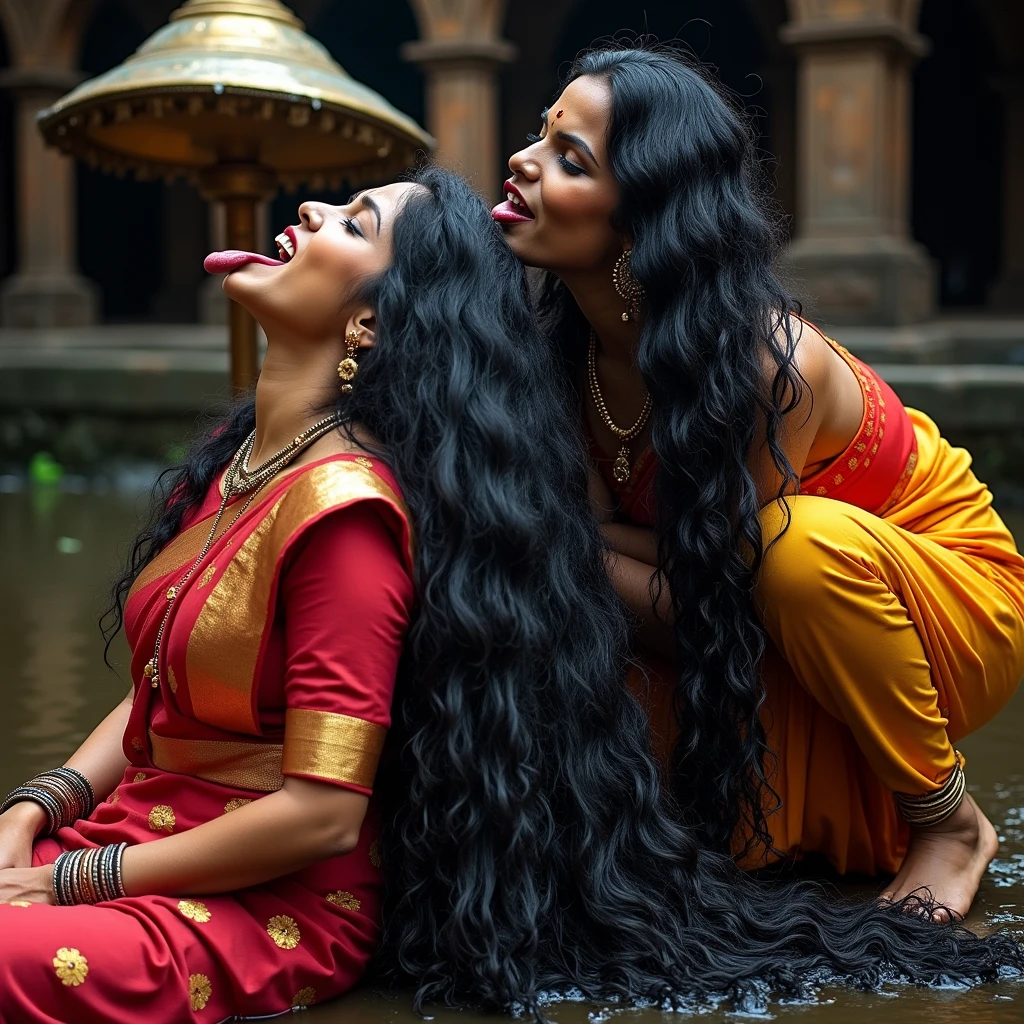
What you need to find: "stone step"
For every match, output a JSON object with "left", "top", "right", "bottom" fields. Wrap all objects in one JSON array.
[{"left": 1, "top": 324, "right": 1023, "bottom": 431}]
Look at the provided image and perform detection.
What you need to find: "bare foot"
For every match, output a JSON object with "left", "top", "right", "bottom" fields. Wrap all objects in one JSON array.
[{"left": 882, "top": 793, "right": 999, "bottom": 922}]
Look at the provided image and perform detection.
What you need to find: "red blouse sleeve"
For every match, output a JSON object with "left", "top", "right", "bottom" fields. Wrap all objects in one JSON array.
[{"left": 278, "top": 501, "right": 414, "bottom": 795}]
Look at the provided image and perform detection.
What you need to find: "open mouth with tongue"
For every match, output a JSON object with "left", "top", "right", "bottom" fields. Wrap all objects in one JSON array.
[
  {"left": 491, "top": 180, "right": 535, "bottom": 224},
  {"left": 204, "top": 226, "right": 298, "bottom": 274}
]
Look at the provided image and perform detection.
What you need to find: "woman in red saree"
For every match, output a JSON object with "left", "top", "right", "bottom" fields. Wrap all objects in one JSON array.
[
  {"left": 0, "top": 168, "right": 1020, "bottom": 1023},
  {"left": 496, "top": 45, "right": 1024, "bottom": 922}
]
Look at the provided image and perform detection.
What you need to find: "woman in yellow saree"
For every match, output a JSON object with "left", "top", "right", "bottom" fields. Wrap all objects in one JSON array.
[
  {"left": 495, "top": 44, "right": 1024, "bottom": 921},
  {"left": 0, "top": 168, "right": 1020, "bottom": 1023}
]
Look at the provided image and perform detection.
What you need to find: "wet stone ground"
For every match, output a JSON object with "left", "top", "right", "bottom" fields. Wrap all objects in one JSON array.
[{"left": 1, "top": 483, "right": 1023, "bottom": 1022}]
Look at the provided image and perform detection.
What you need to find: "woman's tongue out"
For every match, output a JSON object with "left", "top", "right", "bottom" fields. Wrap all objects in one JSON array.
[{"left": 204, "top": 251, "right": 283, "bottom": 274}]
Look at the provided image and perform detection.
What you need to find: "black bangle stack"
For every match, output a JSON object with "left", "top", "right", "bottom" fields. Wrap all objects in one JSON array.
[
  {"left": 0, "top": 767, "right": 95, "bottom": 836},
  {"left": 52, "top": 843, "right": 128, "bottom": 906}
]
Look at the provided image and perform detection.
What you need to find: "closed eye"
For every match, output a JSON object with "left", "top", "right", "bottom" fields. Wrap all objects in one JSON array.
[
  {"left": 342, "top": 217, "right": 364, "bottom": 238},
  {"left": 558, "top": 154, "right": 585, "bottom": 176}
]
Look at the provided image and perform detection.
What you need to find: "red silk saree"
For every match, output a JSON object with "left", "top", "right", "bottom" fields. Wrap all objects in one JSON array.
[{"left": 0, "top": 454, "right": 414, "bottom": 1022}]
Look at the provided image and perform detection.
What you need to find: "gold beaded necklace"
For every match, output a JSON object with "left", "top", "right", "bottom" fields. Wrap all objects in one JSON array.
[
  {"left": 587, "top": 332, "right": 651, "bottom": 484},
  {"left": 142, "top": 415, "right": 343, "bottom": 690}
]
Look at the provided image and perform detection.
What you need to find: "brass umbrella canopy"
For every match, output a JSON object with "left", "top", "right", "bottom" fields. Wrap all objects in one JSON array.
[{"left": 37, "top": 0, "right": 433, "bottom": 390}]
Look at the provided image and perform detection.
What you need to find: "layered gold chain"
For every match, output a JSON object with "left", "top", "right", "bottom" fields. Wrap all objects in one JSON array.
[{"left": 587, "top": 332, "right": 651, "bottom": 484}]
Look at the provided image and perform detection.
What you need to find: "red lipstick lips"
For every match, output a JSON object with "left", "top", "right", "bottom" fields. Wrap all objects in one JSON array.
[{"left": 491, "top": 179, "right": 535, "bottom": 224}]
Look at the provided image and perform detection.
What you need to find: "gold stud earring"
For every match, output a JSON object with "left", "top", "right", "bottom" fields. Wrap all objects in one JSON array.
[
  {"left": 338, "top": 329, "right": 360, "bottom": 394},
  {"left": 613, "top": 248, "right": 644, "bottom": 322}
]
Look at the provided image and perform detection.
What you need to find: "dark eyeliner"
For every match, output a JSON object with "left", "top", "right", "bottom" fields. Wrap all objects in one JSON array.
[
  {"left": 558, "top": 154, "right": 585, "bottom": 176},
  {"left": 342, "top": 217, "right": 363, "bottom": 238}
]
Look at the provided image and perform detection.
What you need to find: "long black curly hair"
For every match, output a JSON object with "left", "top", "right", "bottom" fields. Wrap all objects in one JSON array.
[
  {"left": 102, "top": 168, "right": 1023, "bottom": 1016},
  {"left": 536, "top": 43, "right": 806, "bottom": 858}
]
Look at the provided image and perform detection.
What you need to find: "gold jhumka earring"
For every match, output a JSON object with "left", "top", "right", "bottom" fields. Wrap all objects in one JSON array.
[
  {"left": 612, "top": 248, "right": 644, "bottom": 322},
  {"left": 338, "top": 330, "right": 360, "bottom": 393}
]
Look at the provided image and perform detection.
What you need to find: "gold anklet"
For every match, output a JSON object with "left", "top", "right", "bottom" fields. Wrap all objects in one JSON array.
[{"left": 893, "top": 751, "right": 966, "bottom": 828}]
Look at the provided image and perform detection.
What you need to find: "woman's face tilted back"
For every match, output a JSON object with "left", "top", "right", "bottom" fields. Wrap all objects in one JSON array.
[
  {"left": 501, "top": 76, "right": 622, "bottom": 274},
  {"left": 222, "top": 181, "right": 421, "bottom": 340}
]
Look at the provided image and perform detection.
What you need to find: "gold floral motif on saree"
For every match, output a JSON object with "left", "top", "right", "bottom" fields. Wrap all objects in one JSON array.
[
  {"left": 326, "top": 890, "right": 361, "bottom": 911},
  {"left": 178, "top": 899, "right": 212, "bottom": 923},
  {"left": 267, "top": 914, "right": 301, "bottom": 949},
  {"left": 189, "top": 973, "right": 212, "bottom": 1010},
  {"left": 185, "top": 460, "right": 411, "bottom": 736},
  {"left": 134, "top": 772, "right": 147, "bottom": 783},
  {"left": 223, "top": 797, "right": 252, "bottom": 813},
  {"left": 292, "top": 987, "right": 317, "bottom": 1008},
  {"left": 53, "top": 947, "right": 89, "bottom": 987},
  {"left": 148, "top": 804, "right": 176, "bottom": 833}
]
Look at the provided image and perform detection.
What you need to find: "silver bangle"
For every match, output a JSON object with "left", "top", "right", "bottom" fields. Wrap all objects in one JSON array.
[{"left": 893, "top": 751, "right": 966, "bottom": 828}]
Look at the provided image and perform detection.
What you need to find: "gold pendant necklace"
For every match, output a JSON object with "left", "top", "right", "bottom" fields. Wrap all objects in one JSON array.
[
  {"left": 143, "top": 416, "right": 343, "bottom": 691},
  {"left": 587, "top": 332, "right": 651, "bottom": 484}
]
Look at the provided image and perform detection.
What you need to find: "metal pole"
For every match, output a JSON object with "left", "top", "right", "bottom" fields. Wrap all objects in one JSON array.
[
  {"left": 200, "top": 163, "right": 276, "bottom": 393},
  {"left": 223, "top": 195, "right": 260, "bottom": 391}
]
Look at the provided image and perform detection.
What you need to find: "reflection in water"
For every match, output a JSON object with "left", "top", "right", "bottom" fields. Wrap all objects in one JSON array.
[
  {"left": 1, "top": 490, "right": 1022, "bottom": 1023},
  {"left": 20, "top": 592, "right": 90, "bottom": 764}
]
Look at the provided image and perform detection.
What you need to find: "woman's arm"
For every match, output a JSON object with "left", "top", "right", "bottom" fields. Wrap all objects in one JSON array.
[
  {"left": 0, "top": 777, "right": 369, "bottom": 904},
  {"left": 121, "top": 778, "right": 367, "bottom": 896},
  {"left": 65, "top": 690, "right": 135, "bottom": 805},
  {"left": 0, "top": 691, "right": 133, "bottom": 865},
  {"left": 603, "top": 547, "right": 676, "bottom": 660},
  {"left": 2, "top": 695, "right": 367, "bottom": 895}
]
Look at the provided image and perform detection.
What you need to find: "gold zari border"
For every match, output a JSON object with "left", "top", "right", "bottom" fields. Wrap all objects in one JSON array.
[
  {"left": 187, "top": 460, "right": 411, "bottom": 735},
  {"left": 283, "top": 709, "right": 386, "bottom": 791},
  {"left": 149, "top": 731, "right": 284, "bottom": 792},
  {"left": 129, "top": 512, "right": 219, "bottom": 599}
]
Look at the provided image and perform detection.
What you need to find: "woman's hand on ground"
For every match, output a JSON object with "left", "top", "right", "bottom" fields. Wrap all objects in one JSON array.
[
  {"left": 0, "top": 803, "right": 47, "bottom": 871},
  {"left": 0, "top": 865, "right": 56, "bottom": 905}
]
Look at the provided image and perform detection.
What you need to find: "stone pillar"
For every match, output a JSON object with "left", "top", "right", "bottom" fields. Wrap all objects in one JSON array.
[
  {"left": 780, "top": 1, "right": 935, "bottom": 326},
  {"left": 0, "top": 67, "right": 99, "bottom": 327},
  {"left": 990, "top": 71, "right": 1024, "bottom": 310},
  {"left": 402, "top": 0, "right": 515, "bottom": 201}
]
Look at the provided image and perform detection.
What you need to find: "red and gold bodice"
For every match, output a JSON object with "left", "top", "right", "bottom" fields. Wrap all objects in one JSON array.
[{"left": 120, "top": 454, "right": 414, "bottom": 796}]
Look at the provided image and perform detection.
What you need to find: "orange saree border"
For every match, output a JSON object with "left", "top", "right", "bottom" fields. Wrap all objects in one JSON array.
[{"left": 185, "top": 459, "right": 411, "bottom": 735}]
